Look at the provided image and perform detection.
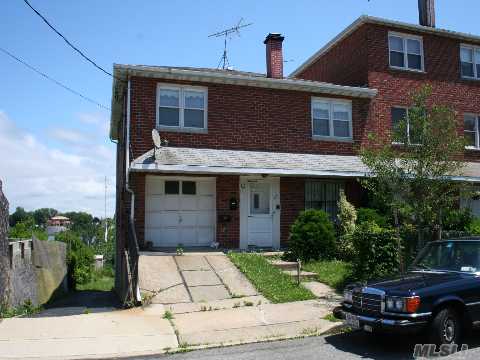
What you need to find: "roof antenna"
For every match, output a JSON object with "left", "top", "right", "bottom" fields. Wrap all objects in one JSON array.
[{"left": 208, "top": 18, "right": 253, "bottom": 70}]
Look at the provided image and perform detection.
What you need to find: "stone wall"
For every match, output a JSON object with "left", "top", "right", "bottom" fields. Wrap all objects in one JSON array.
[{"left": 0, "top": 180, "right": 10, "bottom": 306}]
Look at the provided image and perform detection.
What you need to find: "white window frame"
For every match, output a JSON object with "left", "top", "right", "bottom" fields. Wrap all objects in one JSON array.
[
  {"left": 391, "top": 106, "right": 421, "bottom": 145},
  {"left": 311, "top": 97, "right": 353, "bottom": 141},
  {"left": 156, "top": 83, "right": 208, "bottom": 132},
  {"left": 460, "top": 44, "right": 480, "bottom": 80},
  {"left": 464, "top": 113, "right": 480, "bottom": 149},
  {"left": 388, "top": 31, "right": 425, "bottom": 72}
]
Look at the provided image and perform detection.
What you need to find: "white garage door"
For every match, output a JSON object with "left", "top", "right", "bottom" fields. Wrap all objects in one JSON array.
[{"left": 145, "top": 176, "right": 216, "bottom": 247}]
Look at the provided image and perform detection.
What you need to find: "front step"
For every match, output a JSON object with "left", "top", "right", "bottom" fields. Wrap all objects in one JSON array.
[
  {"left": 282, "top": 270, "right": 318, "bottom": 281},
  {"left": 268, "top": 259, "right": 298, "bottom": 271}
]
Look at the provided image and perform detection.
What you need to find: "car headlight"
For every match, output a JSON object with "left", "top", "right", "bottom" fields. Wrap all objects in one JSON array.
[
  {"left": 343, "top": 289, "right": 353, "bottom": 303},
  {"left": 385, "top": 296, "right": 421, "bottom": 313}
]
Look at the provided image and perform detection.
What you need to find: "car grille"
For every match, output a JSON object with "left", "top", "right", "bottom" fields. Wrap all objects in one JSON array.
[{"left": 352, "top": 289, "right": 382, "bottom": 316}]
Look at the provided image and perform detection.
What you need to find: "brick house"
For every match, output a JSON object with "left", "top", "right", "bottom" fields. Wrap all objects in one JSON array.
[{"left": 110, "top": 1, "right": 480, "bottom": 297}]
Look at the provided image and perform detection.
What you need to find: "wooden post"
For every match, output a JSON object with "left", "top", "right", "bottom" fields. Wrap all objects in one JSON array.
[{"left": 297, "top": 259, "right": 301, "bottom": 286}]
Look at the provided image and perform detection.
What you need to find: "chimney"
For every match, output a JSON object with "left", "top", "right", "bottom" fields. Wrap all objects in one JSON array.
[
  {"left": 264, "top": 33, "right": 284, "bottom": 79},
  {"left": 418, "top": 0, "right": 435, "bottom": 27}
]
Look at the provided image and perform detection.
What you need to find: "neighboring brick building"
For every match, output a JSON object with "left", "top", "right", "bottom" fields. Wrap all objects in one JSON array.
[{"left": 110, "top": 1, "right": 480, "bottom": 298}]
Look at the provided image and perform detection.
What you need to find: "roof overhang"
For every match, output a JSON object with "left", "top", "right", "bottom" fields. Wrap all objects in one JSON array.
[
  {"left": 290, "top": 15, "right": 480, "bottom": 78},
  {"left": 109, "top": 64, "right": 377, "bottom": 140},
  {"left": 129, "top": 147, "right": 480, "bottom": 182}
]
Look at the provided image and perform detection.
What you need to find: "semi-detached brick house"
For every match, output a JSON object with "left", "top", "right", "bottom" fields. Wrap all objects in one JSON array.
[{"left": 110, "top": 1, "right": 480, "bottom": 297}]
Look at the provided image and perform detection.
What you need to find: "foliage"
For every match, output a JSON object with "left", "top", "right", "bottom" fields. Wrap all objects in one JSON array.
[
  {"left": 286, "top": 209, "right": 336, "bottom": 262},
  {"left": 361, "top": 85, "right": 468, "bottom": 248},
  {"left": 303, "top": 260, "right": 353, "bottom": 291},
  {"left": 56, "top": 231, "right": 94, "bottom": 288},
  {"left": 63, "top": 212, "right": 99, "bottom": 244},
  {"left": 337, "top": 191, "right": 357, "bottom": 236},
  {"left": 442, "top": 208, "right": 473, "bottom": 232},
  {"left": 0, "top": 299, "right": 42, "bottom": 319},
  {"left": 467, "top": 217, "right": 480, "bottom": 235},
  {"left": 8, "top": 217, "right": 48, "bottom": 240},
  {"left": 76, "top": 266, "right": 114, "bottom": 292},
  {"left": 33, "top": 208, "right": 58, "bottom": 227},
  {"left": 92, "top": 219, "right": 115, "bottom": 266},
  {"left": 228, "top": 253, "right": 315, "bottom": 303},
  {"left": 356, "top": 208, "right": 389, "bottom": 228},
  {"left": 9, "top": 207, "right": 31, "bottom": 227},
  {"left": 351, "top": 222, "right": 401, "bottom": 280}
]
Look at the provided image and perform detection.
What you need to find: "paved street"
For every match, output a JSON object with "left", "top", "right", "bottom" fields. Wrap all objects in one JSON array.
[{"left": 124, "top": 330, "right": 480, "bottom": 360}]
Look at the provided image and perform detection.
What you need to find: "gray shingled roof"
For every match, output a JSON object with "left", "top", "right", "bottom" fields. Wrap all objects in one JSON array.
[{"left": 131, "top": 146, "right": 480, "bottom": 181}]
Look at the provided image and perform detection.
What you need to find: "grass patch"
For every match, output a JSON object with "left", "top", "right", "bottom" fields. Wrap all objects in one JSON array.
[
  {"left": 0, "top": 300, "right": 42, "bottom": 319},
  {"left": 76, "top": 267, "right": 115, "bottom": 291},
  {"left": 303, "top": 260, "right": 353, "bottom": 291},
  {"left": 228, "top": 253, "right": 315, "bottom": 303},
  {"left": 323, "top": 313, "right": 342, "bottom": 322},
  {"left": 163, "top": 310, "right": 174, "bottom": 320}
]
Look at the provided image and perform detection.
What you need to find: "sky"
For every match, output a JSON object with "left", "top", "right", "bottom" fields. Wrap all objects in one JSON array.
[{"left": 0, "top": 0, "right": 478, "bottom": 217}]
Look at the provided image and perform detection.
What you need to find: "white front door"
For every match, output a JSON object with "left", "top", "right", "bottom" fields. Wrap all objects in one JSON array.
[
  {"left": 145, "top": 176, "right": 216, "bottom": 247},
  {"left": 240, "top": 177, "right": 280, "bottom": 249}
]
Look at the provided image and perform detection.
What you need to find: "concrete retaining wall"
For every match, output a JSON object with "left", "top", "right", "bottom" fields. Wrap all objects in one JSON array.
[{"left": 0, "top": 180, "right": 10, "bottom": 306}]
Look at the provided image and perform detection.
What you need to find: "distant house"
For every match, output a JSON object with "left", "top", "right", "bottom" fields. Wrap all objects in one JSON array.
[
  {"left": 109, "top": 0, "right": 480, "bottom": 299},
  {"left": 47, "top": 216, "right": 71, "bottom": 241}
]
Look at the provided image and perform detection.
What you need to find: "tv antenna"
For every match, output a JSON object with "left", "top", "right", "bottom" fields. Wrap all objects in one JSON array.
[{"left": 208, "top": 18, "right": 253, "bottom": 69}]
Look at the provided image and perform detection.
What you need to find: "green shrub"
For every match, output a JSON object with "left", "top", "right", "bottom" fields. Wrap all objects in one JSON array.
[
  {"left": 286, "top": 209, "right": 336, "bottom": 262},
  {"left": 352, "top": 222, "right": 400, "bottom": 280},
  {"left": 468, "top": 217, "right": 480, "bottom": 235},
  {"left": 337, "top": 191, "right": 357, "bottom": 236},
  {"left": 337, "top": 234, "right": 356, "bottom": 262},
  {"left": 442, "top": 208, "right": 473, "bottom": 231},
  {"left": 356, "top": 208, "right": 388, "bottom": 227}
]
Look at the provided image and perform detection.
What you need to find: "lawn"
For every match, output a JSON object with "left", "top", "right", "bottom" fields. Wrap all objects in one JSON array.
[
  {"left": 303, "top": 260, "right": 353, "bottom": 291},
  {"left": 76, "top": 268, "right": 115, "bottom": 291},
  {"left": 228, "top": 252, "right": 315, "bottom": 303}
]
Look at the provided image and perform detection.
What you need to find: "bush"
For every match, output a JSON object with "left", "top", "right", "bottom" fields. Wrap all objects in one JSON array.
[
  {"left": 356, "top": 208, "right": 388, "bottom": 227},
  {"left": 468, "top": 217, "right": 480, "bottom": 235},
  {"left": 337, "top": 191, "right": 357, "bottom": 236},
  {"left": 286, "top": 209, "right": 336, "bottom": 262},
  {"left": 442, "top": 208, "right": 473, "bottom": 231},
  {"left": 352, "top": 222, "right": 400, "bottom": 280},
  {"left": 56, "top": 231, "right": 94, "bottom": 289}
]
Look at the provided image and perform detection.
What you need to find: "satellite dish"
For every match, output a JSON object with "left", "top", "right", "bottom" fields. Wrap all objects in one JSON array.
[{"left": 152, "top": 129, "right": 161, "bottom": 149}]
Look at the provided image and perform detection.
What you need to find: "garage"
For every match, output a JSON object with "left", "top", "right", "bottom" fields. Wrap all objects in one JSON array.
[{"left": 145, "top": 176, "right": 216, "bottom": 247}]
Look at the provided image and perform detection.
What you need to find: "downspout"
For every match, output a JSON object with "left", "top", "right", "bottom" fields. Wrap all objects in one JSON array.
[{"left": 124, "top": 76, "right": 141, "bottom": 302}]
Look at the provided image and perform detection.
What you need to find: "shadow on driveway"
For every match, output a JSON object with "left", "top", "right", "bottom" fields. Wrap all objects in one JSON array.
[
  {"left": 324, "top": 328, "right": 480, "bottom": 359},
  {"left": 31, "top": 290, "right": 121, "bottom": 317}
]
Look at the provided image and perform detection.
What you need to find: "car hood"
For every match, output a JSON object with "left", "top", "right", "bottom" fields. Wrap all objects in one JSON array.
[{"left": 360, "top": 271, "right": 468, "bottom": 295}]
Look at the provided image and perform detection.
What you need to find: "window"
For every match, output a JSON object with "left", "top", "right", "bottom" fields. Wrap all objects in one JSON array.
[
  {"left": 157, "top": 84, "right": 207, "bottom": 131},
  {"left": 388, "top": 33, "right": 424, "bottom": 71},
  {"left": 312, "top": 98, "right": 352, "bottom": 140},
  {"left": 464, "top": 114, "right": 480, "bottom": 148},
  {"left": 305, "top": 180, "right": 343, "bottom": 219},
  {"left": 460, "top": 45, "right": 480, "bottom": 79},
  {"left": 182, "top": 181, "right": 196, "bottom": 195},
  {"left": 165, "top": 181, "right": 180, "bottom": 194},
  {"left": 391, "top": 107, "right": 421, "bottom": 144},
  {"left": 249, "top": 183, "right": 270, "bottom": 215}
]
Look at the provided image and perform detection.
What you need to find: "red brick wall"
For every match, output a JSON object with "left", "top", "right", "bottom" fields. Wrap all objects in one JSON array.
[
  {"left": 296, "top": 24, "right": 369, "bottom": 87},
  {"left": 216, "top": 175, "right": 240, "bottom": 248},
  {"left": 280, "top": 177, "right": 305, "bottom": 247},
  {"left": 266, "top": 38, "right": 284, "bottom": 79},
  {"left": 129, "top": 76, "right": 371, "bottom": 160}
]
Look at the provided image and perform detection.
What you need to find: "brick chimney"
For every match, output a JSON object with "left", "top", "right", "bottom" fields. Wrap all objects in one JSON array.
[
  {"left": 418, "top": 0, "right": 435, "bottom": 27},
  {"left": 264, "top": 33, "right": 284, "bottom": 79}
]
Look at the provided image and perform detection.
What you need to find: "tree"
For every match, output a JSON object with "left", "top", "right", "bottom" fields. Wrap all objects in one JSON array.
[
  {"left": 33, "top": 208, "right": 58, "bottom": 227},
  {"left": 361, "top": 85, "right": 468, "bottom": 255},
  {"left": 9, "top": 207, "right": 31, "bottom": 227},
  {"left": 337, "top": 190, "right": 357, "bottom": 236}
]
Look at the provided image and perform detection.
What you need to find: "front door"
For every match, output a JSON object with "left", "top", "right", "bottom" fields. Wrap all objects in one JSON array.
[{"left": 240, "top": 177, "right": 280, "bottom": 249}]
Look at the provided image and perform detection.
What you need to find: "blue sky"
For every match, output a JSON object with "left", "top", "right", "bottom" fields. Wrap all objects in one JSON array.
[{"left": 0, "top": 0, "right": 477, "bottom": 216}]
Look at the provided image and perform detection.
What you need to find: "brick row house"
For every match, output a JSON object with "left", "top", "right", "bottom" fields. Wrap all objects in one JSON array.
[{"left": 110, "top": 1, "right": 480, "bottom": 297}]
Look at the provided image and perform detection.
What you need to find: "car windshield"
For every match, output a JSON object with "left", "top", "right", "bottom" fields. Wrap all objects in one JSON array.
[{"left": 412, "top": 241, "right": 480, "bottom": 273}]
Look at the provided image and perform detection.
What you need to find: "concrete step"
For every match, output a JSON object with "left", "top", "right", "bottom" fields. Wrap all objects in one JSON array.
[
  {"left": 269, "top": 259, "right": 298, "bottom": 271},
  {"left": 283, "top": 270, "right": 318, "bottom": 281},
  {"left": 260, "top": 251, "right": 284, "bottom": 258}
]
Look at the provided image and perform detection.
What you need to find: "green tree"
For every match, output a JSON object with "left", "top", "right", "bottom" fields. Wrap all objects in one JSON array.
[
  {"left": 62, "top": 212, "right": 98, "bottom": 244},
  {"left": 337, "top": 190, "right": 357, "bottom": 236},
  {"left": 361, "top": 85, "right": 468, "bottom": 254},
  {"left": 33, "top": 208, "right": 58, "bottom": 227},
  {"left": 9, "top": 207, "right": 31, "bottom": 227}
]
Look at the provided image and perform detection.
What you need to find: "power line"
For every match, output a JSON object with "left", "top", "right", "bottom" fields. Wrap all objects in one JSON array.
[
  {"left": 22, "top": 0, "right": 116, "bottom": 80},
  {"left": 0, "top": 46, "right": 110, "bottom": 111}
]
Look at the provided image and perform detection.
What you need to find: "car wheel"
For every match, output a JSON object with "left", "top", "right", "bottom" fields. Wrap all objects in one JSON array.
[{"left": 429, "top": 307, "right": 463, "bottom": 346}]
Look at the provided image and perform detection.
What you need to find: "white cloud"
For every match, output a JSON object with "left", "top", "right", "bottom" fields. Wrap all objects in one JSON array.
[
  {"left": 0, "top": 111, "right": 116, "bottom": 217},
  {"left": 50, "top": 128, "right": 88, "bottom": 145}
]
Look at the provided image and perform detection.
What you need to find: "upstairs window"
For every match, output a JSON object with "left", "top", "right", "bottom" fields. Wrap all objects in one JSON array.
[
  {"left": 460, "top": 45, "right": 480, "bottom": 79},
  {"left": 464, "top": 114, "right": 480, "bottom": 149},
  {"left": 157, "top": 84, "right": 207, "bottom": 131},
  {"left": 391, "top": 107, "right": 421, "bottom": 144},
  {"left": 311, "top": 98, "right": 352, "bottom": 140},
  {"left": 388, "top": 33, "right": 424, "bottom": 71}
]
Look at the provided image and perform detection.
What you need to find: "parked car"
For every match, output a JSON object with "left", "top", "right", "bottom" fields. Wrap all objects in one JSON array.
[{"left": 334, "top": 239, "right": 480, "bottom": 345}]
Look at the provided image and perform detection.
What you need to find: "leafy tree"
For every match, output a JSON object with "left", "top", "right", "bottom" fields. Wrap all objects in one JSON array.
[
  {"left": 337, "top": 190, "right": 357, "bottom": 236},
  {"left": 33, "top": 208, "right": 58, "bottom": 227},
  {"left": 8, "top": 218, "right": 35, "bottom": 239},
  {"left": 9, "top": 207, "right": 31, "bottom": 227},
  {"left": 62, "top": 212, "right": 97, "bottom": 245},
  {"left": 361, "top": 85, "right": 468, "bottom": 255}
]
